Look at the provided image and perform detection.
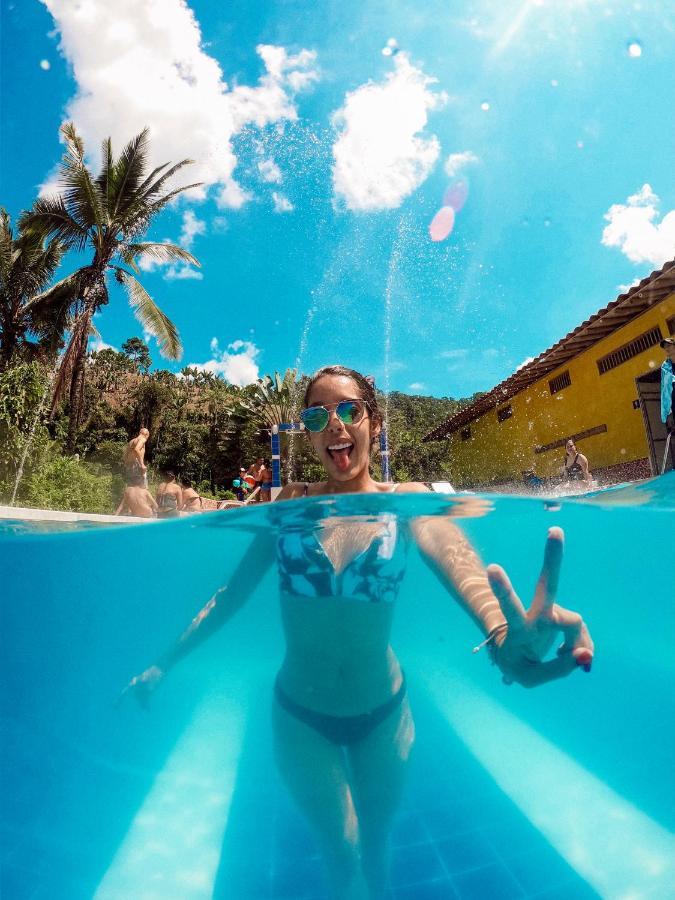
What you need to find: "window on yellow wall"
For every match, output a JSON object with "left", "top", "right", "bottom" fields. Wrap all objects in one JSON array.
[
  {"left": 667, "top": 314, "right": 675, "bottom": 337},
  {"left": 596, "top": 326, "right": 662, "bottom": 374},
  {"left": 549, "top": 370, "right": 571, "bottom": 394},
  {"left": 497, "top": 404, "right": 513, "bottom": 423}
]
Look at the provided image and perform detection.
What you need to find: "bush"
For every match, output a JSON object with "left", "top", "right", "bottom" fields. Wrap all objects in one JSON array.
[{"left": 17, "top": 454, "right": 124, "bottom": 514}]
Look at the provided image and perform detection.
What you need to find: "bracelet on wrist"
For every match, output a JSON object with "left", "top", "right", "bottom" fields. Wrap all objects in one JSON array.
[{"left": 472, "top": 622, "right": 508, "bottom": 655}]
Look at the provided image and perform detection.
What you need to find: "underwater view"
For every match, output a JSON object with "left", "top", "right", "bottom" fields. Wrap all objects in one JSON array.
[
  {"left": 2, "top": 1, "right": 675, "bottom": 898},
  {"left": 3, "top": 478, "right": 675, "bottom": 899}
]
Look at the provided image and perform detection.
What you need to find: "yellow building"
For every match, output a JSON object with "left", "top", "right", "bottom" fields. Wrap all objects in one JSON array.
[{"left": 424, "top": 260, "right": 675, "bottom": 488}]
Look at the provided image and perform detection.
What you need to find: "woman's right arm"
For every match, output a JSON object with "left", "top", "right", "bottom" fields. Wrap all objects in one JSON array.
[{"left": 122, "top": 530, "right": 277, "bottom": 703}]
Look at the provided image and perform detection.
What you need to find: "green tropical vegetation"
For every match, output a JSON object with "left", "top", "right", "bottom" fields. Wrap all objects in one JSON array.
[{"left": 1, "top": 123, "right": 474, "bottom": 514}]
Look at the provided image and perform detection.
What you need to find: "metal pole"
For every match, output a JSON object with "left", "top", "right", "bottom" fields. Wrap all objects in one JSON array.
[
  {"left": 271, "top": 425, "right": 281, "bottom": 488},
  {"left": 380, "top": 428, "right": 391, "bottom": 482},
  {"left": 661, "top": 430, "right": 672, "bottom": 475}
]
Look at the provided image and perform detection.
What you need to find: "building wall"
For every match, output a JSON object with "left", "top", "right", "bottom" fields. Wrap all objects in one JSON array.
[{"left": 445, "top": 293, "right": 674, "bottom": 487}]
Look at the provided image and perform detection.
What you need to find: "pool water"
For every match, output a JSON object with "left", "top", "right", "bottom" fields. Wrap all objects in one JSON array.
[{"left": 2, "top": 475, "right": 674, "bottom": 899}]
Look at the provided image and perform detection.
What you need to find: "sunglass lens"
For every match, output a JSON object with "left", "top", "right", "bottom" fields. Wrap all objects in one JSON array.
[
  {"left": 337, "top": 401, "right": 360, "bottom": 424},
  {"left": 301, "top": 407, "right": 329, "bottom": 432}
]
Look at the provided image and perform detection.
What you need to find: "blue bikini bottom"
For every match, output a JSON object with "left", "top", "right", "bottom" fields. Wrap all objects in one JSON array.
[{"left": 274, "top": 673, "right": 406, "bottom": 746}]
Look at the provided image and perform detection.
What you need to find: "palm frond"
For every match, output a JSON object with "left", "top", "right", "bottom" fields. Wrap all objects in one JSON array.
[
  {"left": 135, "top": 158, "right": 195, "bottom": 205},
  {"left": 117, "top": 269, "right": 182, "bottom": 360},
  {"left": 108, "top": 129, "right": 150, "bottom": 223},
  {"left": 20, "top": 197, "right": 89, "bottom": 251},
  {"left": 123, "top": 183, "right": 204, "bottom": 236},
  {"left": 95, "top": 137, "right": 115, "bottom": 210},
  {"left": 119, "top": 242, "right": 200, "bottom": 269}
]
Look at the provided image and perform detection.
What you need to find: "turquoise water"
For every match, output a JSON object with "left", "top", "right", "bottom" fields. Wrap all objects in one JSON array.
[{"left": 3, "top": 476, "right": 674, "bottom": 899}]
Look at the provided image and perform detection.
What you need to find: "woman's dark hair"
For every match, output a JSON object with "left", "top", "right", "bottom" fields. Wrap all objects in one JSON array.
[
  {"left": 303, "top": 365, "right": 383, "bottom": 434},
  {"left": 182, "top": 477, "right": 192, "bottom": 488},
  {"left": 164, "top": 470, "right": 175, "bottom": 480}
]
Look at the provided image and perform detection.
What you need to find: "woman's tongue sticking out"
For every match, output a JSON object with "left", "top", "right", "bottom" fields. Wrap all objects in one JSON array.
[{"left": 328, "top": 442, "right": 353, "bottom": 472}]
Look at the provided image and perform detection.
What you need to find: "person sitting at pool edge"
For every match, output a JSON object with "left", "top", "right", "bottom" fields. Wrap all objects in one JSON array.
[
  {"left": 179, "top": 477, "right": 202, "bottom": 512},
  {"left": 124, "top": 364, "right": 594, "bottom": 900},
  {"left": 115, "top": 475, "right": 158, "bottom": 518},
  {"left": 156, "top": 470, "right": 182, "bottom": 518}
]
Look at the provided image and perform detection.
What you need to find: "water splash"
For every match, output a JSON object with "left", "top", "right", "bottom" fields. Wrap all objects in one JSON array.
[{"left": 383, "top": 216, "right": 408, "bottom": 465}]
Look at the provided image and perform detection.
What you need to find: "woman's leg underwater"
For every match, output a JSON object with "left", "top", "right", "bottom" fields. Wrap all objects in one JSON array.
[
  {"left": 272, "top": 700, "right": 369, "bottom": 900},
  {"left": 347, "top": 696, "right": 415, "bottom": 898}
]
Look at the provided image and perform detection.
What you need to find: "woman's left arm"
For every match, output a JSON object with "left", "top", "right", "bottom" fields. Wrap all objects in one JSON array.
[{"left": 401, "top": 483, "right": 594, "bottom": 687}]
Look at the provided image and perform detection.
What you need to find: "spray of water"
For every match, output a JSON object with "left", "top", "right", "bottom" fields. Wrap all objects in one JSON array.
[{"left": 382, "top": 216, "right": 408, "bottom": 462}]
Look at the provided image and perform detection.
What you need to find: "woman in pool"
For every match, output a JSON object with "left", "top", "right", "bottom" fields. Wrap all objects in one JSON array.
[{"left": 125, "top": 365, "right": 594, "bottom": 900}]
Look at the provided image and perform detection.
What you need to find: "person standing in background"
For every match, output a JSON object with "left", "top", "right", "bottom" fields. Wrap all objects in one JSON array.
[
  {"left": 659, "top": 338, "right": 675, "bottom": 470},
  {"left": 123, "top": 428, "right": 149, "bottom": 488}
]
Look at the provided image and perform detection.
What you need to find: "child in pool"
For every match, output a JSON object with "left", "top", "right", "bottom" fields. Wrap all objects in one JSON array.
[{"left": 125, "top": 365, "right": 594, "bottom": 900}]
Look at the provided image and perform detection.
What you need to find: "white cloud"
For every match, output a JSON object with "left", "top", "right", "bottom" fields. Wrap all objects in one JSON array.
[
  {"left": 515, "top": 356, "right": 534, "bottom": 371},
  {"left": 617, "top": 278, "right": 641, "bottom": 294},
  {"left": 439, "top": 349, "right": 469, "bottom": 359},
  {"left": 187, "top": 338, "right": 260, "bottom": 386},
  {"left": 331, "top": 52, "right": 446, "bottom": 211},
  {"left": 40, "top": 1, "right": 318, "bottom": 205},
  {"left": 408, "top": 382, "right": 426, "bottom": 391},
  {"left": 179, "top": 210, "right": 206, "bottom": 250},
  {"left": 90, "top": 337, "right": 117, "bottom": 352},
  {"left": 601, "top": 184, "right": 675, "bottom": 268},
  {"left": 272, "top": 191, "right": 294, "bottom": 213},
  {"left": 258, "top": 158, "right": 282, "bottom": 184},
  {"left": 164, "top": 265, "right": 203, "bottom": 281},
  {"left": 444, "top": 150, "right": 479, "bottom": 178}
]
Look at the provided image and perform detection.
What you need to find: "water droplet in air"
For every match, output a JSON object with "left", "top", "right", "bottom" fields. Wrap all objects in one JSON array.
[
  {"left": 627, "top": 41, "right": 642, "bottom": 57},
  {"left": 387, "top": 38, "right": 398, "bottom": 48},
  {"left": 576, "top": 140, "right": 585, "bottom": 149},
  {"left": 39, "top": 59, "right": 50, "bottom": 70},
  {"left": 480, "top": 101, "right": 490, "bottom": 111},
  {"left": 544, "top": 218, "right": 552, "bottom": 227},
  {"left": 382, "top": 47, "right": 393, "bottom": 56},
  {"left": 550, "top": 79, "right": 558, "bottom": 87}
]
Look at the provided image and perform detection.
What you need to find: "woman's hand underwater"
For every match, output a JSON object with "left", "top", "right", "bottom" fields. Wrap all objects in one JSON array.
[
  {"left": 118, "top": 665, "right": 164, "bottom": 708},
  {"left": 487, "top": 527, "right": 594, "bottom": 687}
]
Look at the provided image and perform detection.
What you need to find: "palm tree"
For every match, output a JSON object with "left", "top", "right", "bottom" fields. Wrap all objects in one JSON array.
[
  {"left": 239, "top": 368, "right": 301, "bottom": 428},
  {"left": 21, "top": 123, "right": 202, "bottom": 447},
  {"left": 0, "top": 208, "right": 67, "bottom": 369}
]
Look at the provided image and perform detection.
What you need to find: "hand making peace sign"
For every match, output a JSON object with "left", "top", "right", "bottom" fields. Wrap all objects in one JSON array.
[{"left": 487, "top": 527, "right": 594, "bottom": 687}]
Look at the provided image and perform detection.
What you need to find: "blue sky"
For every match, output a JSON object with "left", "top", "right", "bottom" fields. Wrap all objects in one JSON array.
[{"left": 1, "top": 0, "right": 674, "bottom": 397}]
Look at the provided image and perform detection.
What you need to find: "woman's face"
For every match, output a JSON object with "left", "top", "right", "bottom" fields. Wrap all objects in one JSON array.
[{"left": 305, "top": 375, "right": 379, "bottom": 482}]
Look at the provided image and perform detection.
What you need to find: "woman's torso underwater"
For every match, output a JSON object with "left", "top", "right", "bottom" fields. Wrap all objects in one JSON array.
[{"left": 275, "top": 510, "right": 408, "bottom": 715}]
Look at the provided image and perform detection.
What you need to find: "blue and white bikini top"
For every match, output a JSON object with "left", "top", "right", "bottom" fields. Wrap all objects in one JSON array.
[{"left": 276, "top": 485, "right": 407, "bottom": 604}]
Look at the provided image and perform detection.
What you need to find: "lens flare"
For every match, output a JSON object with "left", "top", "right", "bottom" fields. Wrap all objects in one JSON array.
[
  {"left": 442, "top": 178, "right": 469, "bottom": 213},
  {"left": 429, "top": 206, "right": 455, "bottom": 242}
]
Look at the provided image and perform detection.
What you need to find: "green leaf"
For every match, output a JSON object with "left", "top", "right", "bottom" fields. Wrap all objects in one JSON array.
[{"left": 119, "top": 271, "right": 182, "bottom": 360}]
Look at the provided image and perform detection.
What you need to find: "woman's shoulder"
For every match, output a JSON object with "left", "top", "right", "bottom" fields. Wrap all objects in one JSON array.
[
  {"left": 276, "top": 481, "right": 314, "bottom": 500},
  {"left": 394, "top": 481, "right": 430, "bottom": 494}
]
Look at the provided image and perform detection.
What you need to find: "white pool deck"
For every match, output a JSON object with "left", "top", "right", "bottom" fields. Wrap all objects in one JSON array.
[{"left": 0, "top": 504, "right": 143, "bottom": 525}]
